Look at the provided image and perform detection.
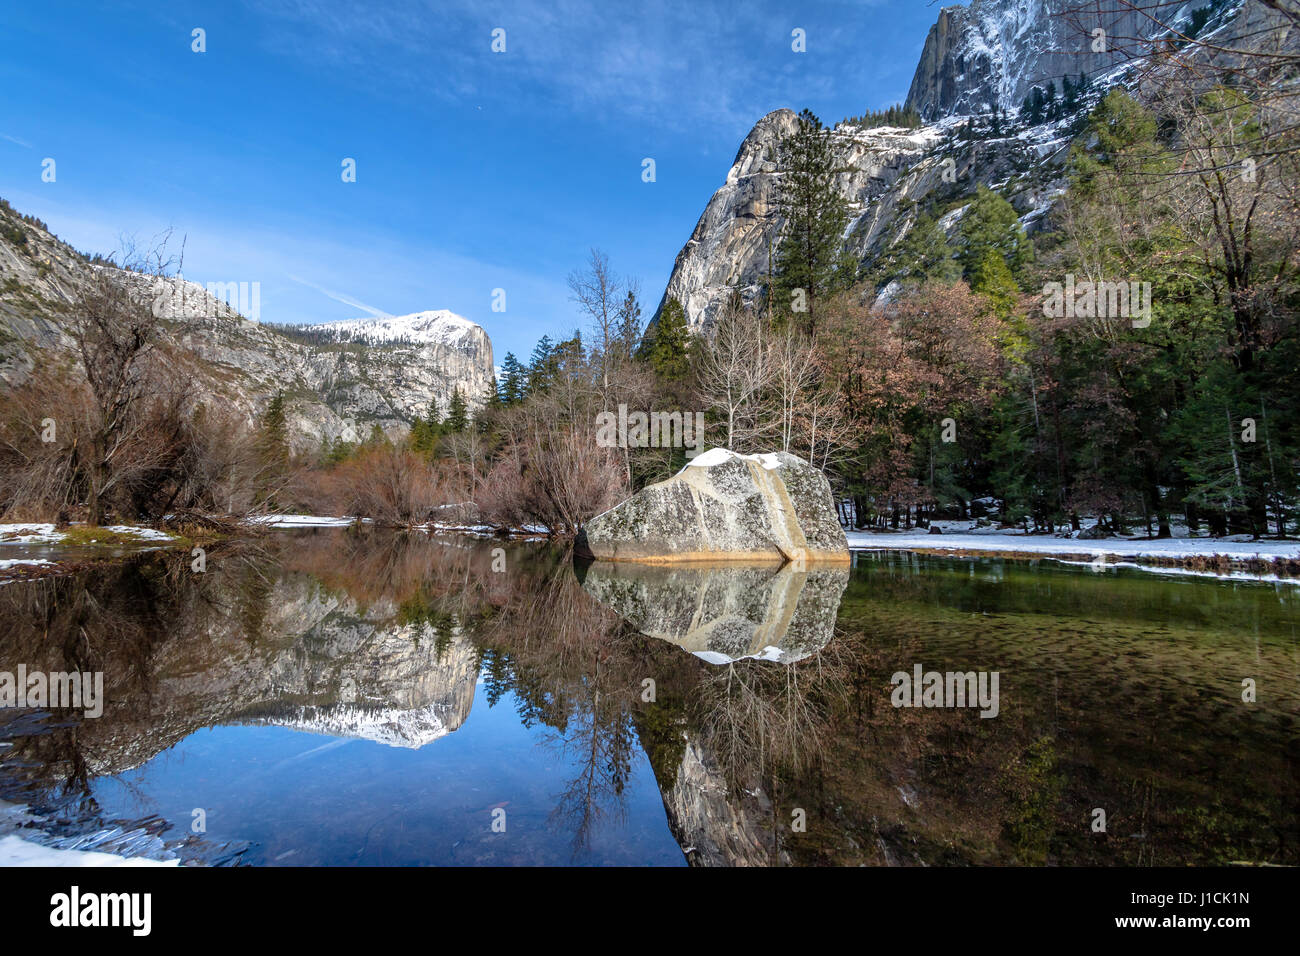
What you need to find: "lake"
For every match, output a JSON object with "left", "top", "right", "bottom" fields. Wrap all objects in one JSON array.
[{"left": 1, "top": 528, "right": 1296, "bottom": 866}]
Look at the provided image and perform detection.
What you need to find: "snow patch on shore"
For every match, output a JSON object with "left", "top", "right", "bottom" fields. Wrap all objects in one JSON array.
[
  {"left": 0, "top": 802, "right": 179, "bottom": 867},
  {"left": 846, "top": 530, "right": 1300, "bottom": 580},
  {"left": 249, "top": 514, "right": 357, "bottom": 527},
  {"left": 0, "top": 557, "right": 53, "bottom": 570},
  {"left": 0, "top": 835, "right": 180, "bottom": 867},
  {"left": 0, "top": 523, "right": 177, "bottom": 545}
]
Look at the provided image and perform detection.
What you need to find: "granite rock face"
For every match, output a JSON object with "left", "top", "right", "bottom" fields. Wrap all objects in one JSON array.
[
  {"left": 653, "top": 1, "right": 1266, "bottom": 334},
  {"left": 580, "top": 560, "right": 849, "bottom": 665},
  {"left": 0, "top": 203, "right": 494, "bottom": 452},
  {"left": 577, "top": 449, "right": 849, "bottom": 564},
  {"left": 654, "top": 109, "right": 953, "bottom": 331},
  {"left": 904, "top": 0, "right": 1258, "bottom": 120}
]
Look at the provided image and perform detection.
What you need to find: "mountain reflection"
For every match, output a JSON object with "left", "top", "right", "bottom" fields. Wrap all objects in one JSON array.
[{"left": 0, "top": 531, "right": 1295, "bottom": 866}]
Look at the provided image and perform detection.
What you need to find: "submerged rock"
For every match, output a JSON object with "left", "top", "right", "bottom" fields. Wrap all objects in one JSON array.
[
  {"left": 579, "top": 560, "right": 849, "bottom": 665},
  {"left": 576, "top": 449, "right": 849, "bottom": 564}
]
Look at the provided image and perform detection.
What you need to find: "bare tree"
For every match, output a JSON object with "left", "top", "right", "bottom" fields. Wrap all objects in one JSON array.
[
  {"left": 568, "top": 248, "right": 622, "bottom": 410},
  {"left": 694, "top": 302, "right": 773, "bottom": 451},
  {"left": 69, "top": 240, "right": 177, "bottom": 524}
]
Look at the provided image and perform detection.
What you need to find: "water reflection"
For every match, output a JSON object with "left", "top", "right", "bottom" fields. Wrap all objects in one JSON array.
[
  {"left": 0, "top": 531, "right": 1294, "bottom": 866},
  {"left": 577, "top": 561, "right": 849, "bottom": 664}
]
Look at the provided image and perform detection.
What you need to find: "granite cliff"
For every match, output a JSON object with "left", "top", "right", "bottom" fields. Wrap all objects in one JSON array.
[{"left": 0, "top": 199, "right": 494, "bottom": 452}]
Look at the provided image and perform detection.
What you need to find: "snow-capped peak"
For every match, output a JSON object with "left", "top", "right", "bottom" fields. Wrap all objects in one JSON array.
[{"left": 313, "top": 309, "right": 482, "bottom": 347}]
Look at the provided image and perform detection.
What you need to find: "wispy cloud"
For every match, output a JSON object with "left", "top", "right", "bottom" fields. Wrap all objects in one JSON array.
[
  {"left": 285, "top": 274, "right": 390, "bottom": 318},
  {"left": 246, "top": 0, "right": 897, "bottom": 134},
  {"left": 2, "top": 133, "right": 33, "bottom": 149}
]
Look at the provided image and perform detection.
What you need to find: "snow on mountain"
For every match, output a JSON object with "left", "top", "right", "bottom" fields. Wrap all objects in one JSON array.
[
  {"left": 654, "top": 0, "right": 1265, "bottom": 332},
  {"left": 312, "top": 309, "right": 483, "bottom": 348},
  {"left": 905, "top": 0, "right": 1247, "bottom": 119},
  {"left": 253, "top": 702, "right": 456, "bottom": 749}
]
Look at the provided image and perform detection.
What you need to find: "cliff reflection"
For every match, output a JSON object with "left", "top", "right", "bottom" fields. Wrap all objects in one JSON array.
[{"left": 0, "top": 533, "right": 1294, "bottom": 866}]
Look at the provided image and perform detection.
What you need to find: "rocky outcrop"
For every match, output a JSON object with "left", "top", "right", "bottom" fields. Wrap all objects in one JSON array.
[
  {"left": 652, "top": 104, "right": 1062, "bottom": 332},
  {"left": 655, "top": 110, "right": 959, "bottom": 331},
  {"left": 0, "top": 201, "right": 494, "bottom": 451},
  {"left": 580, "top": 560, "right": 849, "bottom": 664},
  {"left": 905, "top": 0, "right": 1251, "bottom": 120},
  {"left": 653, "top": 1, "right": 1266, "bottom": 334},
  {"left": 577, "top": 449, "right": 849, "bottom": 564}
]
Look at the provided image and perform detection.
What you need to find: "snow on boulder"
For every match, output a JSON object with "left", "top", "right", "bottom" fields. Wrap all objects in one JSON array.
[{"left": 576, "top": 449, "right": 849, "bottom": 564}]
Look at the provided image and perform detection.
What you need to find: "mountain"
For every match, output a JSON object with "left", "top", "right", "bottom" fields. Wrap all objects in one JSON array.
[
  {"left": 0, "top": 200, "right": 494, "bottom": 451},
  {"left": 654, "top": 0, "right": 1265, "bottom": 331},
  {"left": 657, "top": 105, "right": 1056, "bottom": 330},
  {"left": 905, "top": 0, "right": 1244, "bottom": 119},
  {"left": 305, "top": 309, "right": 484, "bottom": 347}
]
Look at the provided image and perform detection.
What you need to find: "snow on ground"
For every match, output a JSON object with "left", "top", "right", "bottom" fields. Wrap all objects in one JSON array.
[
  {"left": 249, "top": 514, "right": 357, "bottom": 527},
  {"left": 99, "top": 525, "right": 175, "bottom": 541},
  {"left": 0, "top": 802, "right": 179, "bottom": 868},
  {"left": 0, "top": 835, "right": 179, "bottom": 867},
  {"left": 0, "top": 523, "right": 60, "bottom": 544},
  {"left": 0, "top": 557, "right": 52, "bottom": 570},
  {"left": 846, "top": 530, "right": 1300, "bottom": 562},
  {"left": 0, "top": 523, "right": 177, "bottom": 545}
]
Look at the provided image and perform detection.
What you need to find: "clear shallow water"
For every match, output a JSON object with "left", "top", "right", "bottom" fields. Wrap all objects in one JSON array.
[{"left": 0, "top": 530, "right": 1296, "bottom": 866}]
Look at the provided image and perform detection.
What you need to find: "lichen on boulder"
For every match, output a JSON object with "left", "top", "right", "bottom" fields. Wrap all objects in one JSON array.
[{"left": 576, "top": 449, "right": 848, "bottom": 564}]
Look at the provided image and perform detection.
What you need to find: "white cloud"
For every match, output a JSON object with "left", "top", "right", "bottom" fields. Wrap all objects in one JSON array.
[{"left": 284, "top": 274, "right": 390, "bottom": 318}]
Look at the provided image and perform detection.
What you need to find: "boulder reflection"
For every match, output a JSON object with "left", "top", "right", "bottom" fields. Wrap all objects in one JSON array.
[
  {"left": 577, "top": 560, "right": 848, "bottom": 664},
  {"left": 1, "top": 531, "right": 1294, "bottom": 866}
]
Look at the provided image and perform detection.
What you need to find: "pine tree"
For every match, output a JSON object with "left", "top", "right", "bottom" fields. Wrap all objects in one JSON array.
[
  {"left": 969, "top": 249, "right": 1020, "bottom": 318},
  {"left": 445, "top": 387, "right": 469, "bottom": 433},
  {"left": 614, "top": 290, "right": 643, "bottom": 362},
  {"left": 410, "top": 397, "right": 442, "bottom": 454},
  {"left": 476, "top": 383, "right": 500, "bottom": 436},
  {"left": 883, "top": 212, "right": 960, "bottom": 284},
  {"left": 773, "top": 108, "right": 852, "bottom": 332},
  {"left": 957, "top": 185, "right": 1032, "bottom": 278},
  {"left": 258, "top": 390, "right": 290, "bottom": 473},
  {"left": 526, "top": 335, "right": 556, "bottom": 396},
  {"left": 1062, "top": 74, "right": 1078, "bottom": 113},
  {"left": 1022, "top": 86, "right": 1046, "bottom": 125},
  {"left": 325, "top": 435, "right": 354, "bottom": 465},
  {"left": 640, "top": 297, "right": 692, "bottom": 382},
  {"left": 498, "top": 352, "right": 525, "bottom": 405}
]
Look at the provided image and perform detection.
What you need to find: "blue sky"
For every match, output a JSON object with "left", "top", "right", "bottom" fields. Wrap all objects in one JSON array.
[{"left": 0, "top": 0, "right": 938, "bottom": 363}]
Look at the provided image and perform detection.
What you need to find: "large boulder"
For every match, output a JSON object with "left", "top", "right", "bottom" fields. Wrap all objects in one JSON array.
[{"left": 576, "top": 449, "right": 848, "bottom": 564}]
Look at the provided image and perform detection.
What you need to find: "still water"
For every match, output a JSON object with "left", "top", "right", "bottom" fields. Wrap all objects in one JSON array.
[{"left": 1, "top": 529, "right": 1296, "bottom": 865}]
